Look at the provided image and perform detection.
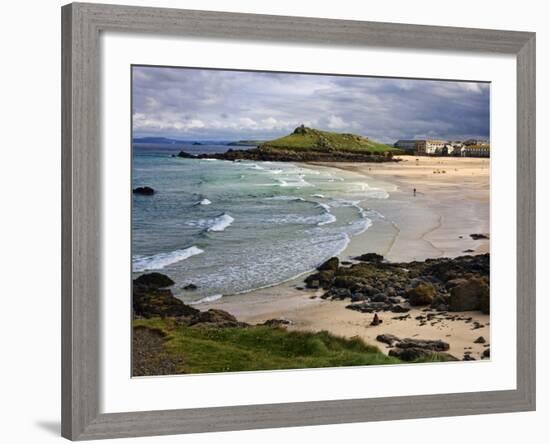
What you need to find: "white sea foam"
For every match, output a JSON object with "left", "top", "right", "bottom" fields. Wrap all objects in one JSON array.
[
  {"left": 245, "top": 163, "right": 265, "bottom": 170},
  {"left": 311, "top": 194, "right": 325, "bottom": 198},
  {"left": 186, "top": 213, "right": 235, "bottom": 232},
  {"left": 198, "top": 198, "right": 212, "bottom": 205},
  {"left": 265, "top": 196, "right": 305, "bottom": 201},
  {"left": 317, "top": 213, "right": 337, "bottom": 226},
  {"left": 190, "top": 294, "right": 223, "bottom": 304},
  {"left": 277, "top": 177, "right": 312, "bottom": 188},
  {"left": 317, "top": 202, "right": 331, "bottom": 212},
  {"left": 132, "top": 246, "right": 204, "bottom": 272},
  {"left": 207, "top": 214, "right": 235, "bottom": 232}
]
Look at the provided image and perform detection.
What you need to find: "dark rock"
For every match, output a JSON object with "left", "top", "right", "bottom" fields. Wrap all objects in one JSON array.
[
  {"left": 311, "top": 252, "right": 489, "bottom": 314},
  {"left": 470, "top": 233, "right": 489, "bottom": 240},
  {"left": 376, "top": 334, "right": 400, "bottom": 346},
  {"left": 317, "top": 257, "right": 339, "bottom": 272},
  {"left": 474, "top": 336, "right": 486, "bottom": 344},
  {"left": 354, "top": 253, "right": 384, "bottom": 263},
  {"left": 133, "top": 286, "right": 198, "bottom": 319},
  {"left": 341, "top": 261, "right": 353, "bottom": 265},
  {"left": 407, "top": 282, "right": 437, "bottom": 306},
  {"left": 177, "top": 150, "right": 196, "bottom": 158},
  {"left": 346, "top": 301, "right": 389, "bottom": 313},
  {"left": 327, "top": 287, "right": 352, "bottom": 300},
  {"left": 183, "top": 283, "right": 198, "bottom": 291},
  {"left": 448, "top": 277, "right": 489, "bottom": 312},
  {"left": 332, "top": 275, "right": 363, "bottom": 291},
  {"left": 389, "top": 347, "right": 458, "bottom": 362},
  {"left": 262, "top": 318, "right": 292, "bottom": 327},
  {"left": 133, "top": 186, "right": 155, "bottom": 196},
  {"left": 371, "top": 293, "right": 387, "bottom": 302},
  {"left": 463, "top": 354, "right": 477, "bottom": 361},
  {"left": 390, "top": 305, "right": 410, "bottom": 313},
  {"left": 350, "top": 292, "right": 369, "bottom": 302},
  {"left": 370, "top": 313, "right": 382, "bottom": 326},
  {"left": 189, "top": 309, "right": 247, "bottom": 328},
  {"left": 134, "top": 272, "right": 174, "bottom": 289},
  {"left": 463, "top": 249, "right": 475, "bottom": 253},
  {"left": 482, "top": 348, "right": 490, "bottom": 359},
  {"left": 396, "top": 338, "right": 450, "bottom": 352},
  {"left": 304, "top": 270, "right": 334, "bottom": 289}
]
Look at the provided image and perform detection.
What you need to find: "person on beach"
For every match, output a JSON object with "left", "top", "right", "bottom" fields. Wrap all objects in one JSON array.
[{"left": 413, "top": 188, "right": 417, "bottom": 196}]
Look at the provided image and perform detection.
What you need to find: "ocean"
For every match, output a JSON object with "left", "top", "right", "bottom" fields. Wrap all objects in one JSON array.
[{"left": 132, "top": 143, "right": 389, "bottom": 303}]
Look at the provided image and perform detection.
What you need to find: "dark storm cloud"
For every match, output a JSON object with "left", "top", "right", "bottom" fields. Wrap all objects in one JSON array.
[{"left": 132, "top": 66, "right": 490, "bottom": 143}]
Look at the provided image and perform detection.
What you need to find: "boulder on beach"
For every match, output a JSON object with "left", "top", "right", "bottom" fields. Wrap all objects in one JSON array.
[
  {"left": 134, "top": 272, "right": 175, "bottom": 289},
  {"left": 376, "top": 334, "right": 400, "bottom": 346},
  {"left": 188, "top": 309, "right": 247, "bottom": 328},
  {"left": 183, "top": 283, "right": 198, "bottom": 291},
  {"left": 354, "top": 253, "right": 384, "bottom": 263},
  {"left": 470, "top": 233, "right": 489, "bottom": 240},
  {"left": 133, "top": 186, "right": 155, "bottom": 196},
  {"left": 396, "top": 338, "right": 450, "bottom": 352},
  {"left": 389, "top": 347, "right": 457, "bottom": 362},
  {"left": 305, "top": 270, "right": 335, "bottom": 289},
  {"left": 370, "top": 313, "right": 382, "bottom": 326},
  {"left": 407, "top": 282, "right": 437, "bottom": 306},
  {"left": 317, "top": 257, "right": 339, "bottom": 272},
  {"left": 448, "top": 277, "right": 489, "bottom": 312},
  {"left": 261, "top": 319, "right": 292, "bottom": 327}
]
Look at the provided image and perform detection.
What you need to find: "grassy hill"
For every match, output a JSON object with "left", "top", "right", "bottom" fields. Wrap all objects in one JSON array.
[{"left": 260, "top": 125, "right": 397, "bottom": 153}]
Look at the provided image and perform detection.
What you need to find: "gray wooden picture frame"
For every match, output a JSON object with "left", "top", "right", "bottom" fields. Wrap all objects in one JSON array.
[{"left": 61, "top": 2, "right": 536, "bottom": 440}]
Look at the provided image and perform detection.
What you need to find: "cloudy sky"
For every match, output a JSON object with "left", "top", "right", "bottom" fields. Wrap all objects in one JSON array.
[{"left": 132, "top": 66, "right": 490, "bottom": 143}]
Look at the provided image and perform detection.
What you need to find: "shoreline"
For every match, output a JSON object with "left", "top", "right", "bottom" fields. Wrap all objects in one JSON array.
[{"left": 199, "top": 156, "right": 490, "bottom": 360}]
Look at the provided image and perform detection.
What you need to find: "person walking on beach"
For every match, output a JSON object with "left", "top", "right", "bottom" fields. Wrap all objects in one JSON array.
[{"left": 413, "top": 188, "right": 417, "bottom": 197}]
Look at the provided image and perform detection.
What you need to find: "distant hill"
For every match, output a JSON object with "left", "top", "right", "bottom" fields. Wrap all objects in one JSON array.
[
  {"left": 133, "top": 136, "right": 188, "bottom": 144},
  {"left": 178, "top": 126, "right": 400, "bottom": 163},
  {"left": 227, "top": 140, "right": 265, "bottom": 147},
  {"left": 260, "top": 125, "right": 397, "bottom": 153},
  {"left": 133, "top": 137, "right": 230, "bottom": 145}
]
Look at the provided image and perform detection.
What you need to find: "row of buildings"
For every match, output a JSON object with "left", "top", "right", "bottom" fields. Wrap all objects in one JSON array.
[{"left": 394, "top": 138, "right": 490, "bottom": 157}]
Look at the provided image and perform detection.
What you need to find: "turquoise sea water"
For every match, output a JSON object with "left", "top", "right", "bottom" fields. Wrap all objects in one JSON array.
[{"left": 132, "top": 143, "right": 389, "bottom": 303}]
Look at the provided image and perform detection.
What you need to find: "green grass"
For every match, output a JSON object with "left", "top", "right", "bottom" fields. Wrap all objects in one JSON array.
[
  {"left": 134, "top": 318, "right": 403, "bottom": 374},
  {"left": 260, "top": 127, "right": 399, "bottom": 153}
]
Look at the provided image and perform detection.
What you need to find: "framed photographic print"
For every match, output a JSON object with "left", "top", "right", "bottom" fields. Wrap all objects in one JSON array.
[{"left": 61, "top": 2, "right": 536, "bottom": 440}]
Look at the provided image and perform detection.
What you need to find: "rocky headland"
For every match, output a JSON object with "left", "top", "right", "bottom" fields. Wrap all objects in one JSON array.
[{"left": 176, "top": 126, "right": 401, "bottom": 163}]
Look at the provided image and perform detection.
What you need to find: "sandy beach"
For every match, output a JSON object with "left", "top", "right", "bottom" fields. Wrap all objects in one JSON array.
[{"left": 201, "top": 156, "right": 491, "bottom": 360}]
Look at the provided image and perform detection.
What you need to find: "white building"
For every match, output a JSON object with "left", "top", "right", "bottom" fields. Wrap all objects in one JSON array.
[
  {"left": 415, "top": 139, "right": 448, "bottom": 155},
  {"left": 461, "top": 145, "right": 490, "bottom": 157}
]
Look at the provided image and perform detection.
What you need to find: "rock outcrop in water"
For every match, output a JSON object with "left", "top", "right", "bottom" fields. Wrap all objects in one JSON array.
[{"left": 133, "top": 186, "right": 155, "bottom": 195}]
